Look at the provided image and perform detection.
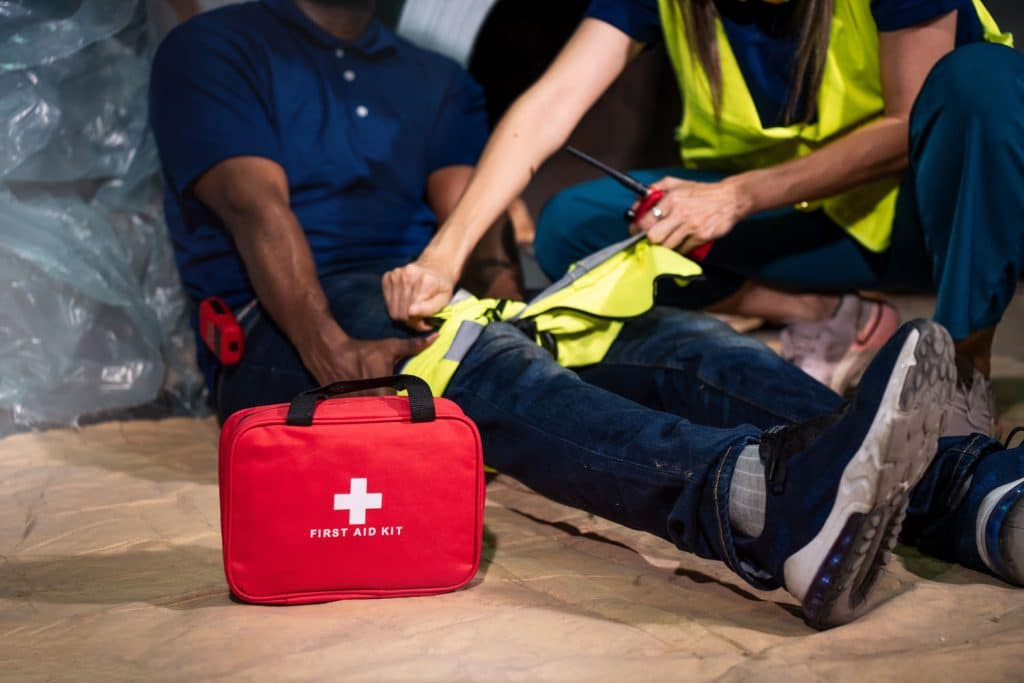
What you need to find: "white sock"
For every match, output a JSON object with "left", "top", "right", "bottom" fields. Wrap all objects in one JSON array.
[{"left": 729, "top": 445, "right": 766, "bottom": 538}]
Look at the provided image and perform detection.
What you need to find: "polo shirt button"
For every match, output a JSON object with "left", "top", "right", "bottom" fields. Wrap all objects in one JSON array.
[
  {"left": 343, "top": 69, "right": 356, "bottom": 82},
  {"left": 334, "top": 48, "right": 345, "bottom": 58},
  {"left": 356, "top": 105, "right": 368, "bottom": 118}
]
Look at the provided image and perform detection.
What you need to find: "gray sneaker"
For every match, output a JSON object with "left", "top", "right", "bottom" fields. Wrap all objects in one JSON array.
[{"left": 943, "top": 356, "right": 998, "bottom": 438}]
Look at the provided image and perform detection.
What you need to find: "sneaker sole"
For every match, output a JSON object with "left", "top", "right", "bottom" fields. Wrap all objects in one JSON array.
[{"left": 784, "top": 321, "right": 955, "bottom": 629}]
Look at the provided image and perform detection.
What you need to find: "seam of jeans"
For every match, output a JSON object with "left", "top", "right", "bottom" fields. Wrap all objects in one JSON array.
[
  {"left": 713, "top": 445, "right": 731, "bottom": 569},
  {"left": 950, "top": 433, "right": 987, "bottom": 477},
  {"left": 951, "top": 432, "right": 989, "bottom": 484},
  {"left": 583, "top": 361, "right": 810, "bottom": 426},
  {"left": 939, "top": 434, "right": 988, "bottom": 507},
  {"left": 711, "top": 439, "right": 778, "bottom": 589}
]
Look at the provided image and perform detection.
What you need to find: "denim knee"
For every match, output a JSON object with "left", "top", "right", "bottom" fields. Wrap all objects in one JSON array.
[
  {"left": 535, "top": 175, "right": 637, "bottom": 280},
  {"left": 447, "top": 322, "right": 554, "bottom": 392},
  {"left": 535, "top": 189, "right": 589, "bottom": 280}
]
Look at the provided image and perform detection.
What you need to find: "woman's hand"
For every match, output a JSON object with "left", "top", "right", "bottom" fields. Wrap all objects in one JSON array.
[
  {"left": 630, "top": 176, "right": 751, "bottom": 254},
  {"left": 382, "top": 256, "right": 459, "bottom": 331}
]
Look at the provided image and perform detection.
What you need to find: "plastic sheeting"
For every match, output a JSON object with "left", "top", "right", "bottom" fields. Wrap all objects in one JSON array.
[{"left": 0, "top": 0, "right": 205, "bottom": 434}]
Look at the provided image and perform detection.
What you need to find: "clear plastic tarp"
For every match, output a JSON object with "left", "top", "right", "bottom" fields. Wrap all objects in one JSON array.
[{"left": 0, "top": 0, "right": 206, "bottom": 435}]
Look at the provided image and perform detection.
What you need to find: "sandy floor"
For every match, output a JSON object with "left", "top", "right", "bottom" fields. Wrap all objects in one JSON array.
[{"left": 2, "top": 292, "right": 1023, "bottom": 682}]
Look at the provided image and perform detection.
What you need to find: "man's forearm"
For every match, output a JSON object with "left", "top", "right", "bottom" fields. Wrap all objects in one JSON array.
[
  {"left": 227, "top": 202, "right": 347, "bottom": 352},
  {"left": 729, "top": 116, "right": 909, "bottom": 218}
]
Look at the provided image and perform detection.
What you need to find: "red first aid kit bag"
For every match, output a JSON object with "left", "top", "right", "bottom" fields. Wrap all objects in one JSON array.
[{"left": 218, "top": 375, "right": 485, "bottom": 604}]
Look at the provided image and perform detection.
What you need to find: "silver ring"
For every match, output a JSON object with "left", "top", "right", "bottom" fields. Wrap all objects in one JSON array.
[{"left": 651, "top": 205, "right": 664, "bottom": 219}]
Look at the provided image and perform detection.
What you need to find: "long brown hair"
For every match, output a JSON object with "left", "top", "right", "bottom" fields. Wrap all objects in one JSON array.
[{"left": 678, "top": 0, "right": 835, "bottom": 124}]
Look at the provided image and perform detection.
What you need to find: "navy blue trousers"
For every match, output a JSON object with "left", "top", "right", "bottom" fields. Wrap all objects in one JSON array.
[{"left": 535, "top": 43, "right": 1024, "bottom": 339}]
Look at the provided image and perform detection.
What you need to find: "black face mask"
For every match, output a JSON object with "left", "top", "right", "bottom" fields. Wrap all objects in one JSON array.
[{"left": 305, "top": 0, "right": 374, "bottom": 9}]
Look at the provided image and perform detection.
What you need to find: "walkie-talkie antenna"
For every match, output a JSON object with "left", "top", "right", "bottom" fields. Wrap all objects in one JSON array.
[{"left": 564, "top": 145, "right": 649, "bottom": 196}]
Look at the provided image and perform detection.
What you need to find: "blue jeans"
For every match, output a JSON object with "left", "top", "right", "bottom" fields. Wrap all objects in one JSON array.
[
  {"left": 535, "top": 44, "right": 1024, "bottom": 340},
  {"left": 214, "top": 265, "right": 1009, "bottom": 585}
]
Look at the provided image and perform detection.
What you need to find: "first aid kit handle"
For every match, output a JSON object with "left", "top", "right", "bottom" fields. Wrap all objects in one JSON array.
[{"left": 285, "top": 375, "right": 435, "bottom": 426}]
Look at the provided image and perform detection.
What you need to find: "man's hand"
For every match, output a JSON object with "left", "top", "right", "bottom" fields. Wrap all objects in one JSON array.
[
  {"left": 629, "top": 176, "right": 751, "bottom": 255},
  {"left": 382, "top": 258, "right": 458, "bottom": 331},
  {"left": 297, "top": 317, "right": 436, "bottom": 387}
]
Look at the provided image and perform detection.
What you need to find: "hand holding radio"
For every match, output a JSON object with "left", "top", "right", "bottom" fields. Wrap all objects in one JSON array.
[
  {"left": 564, "top": 146, "right": 730, "bottom": 261},
  {"left": 628, "top": 175, "right": 749, "bottom": 256},
  {"left": 382, "top": 256, "right": 457, "bottom": 331}
]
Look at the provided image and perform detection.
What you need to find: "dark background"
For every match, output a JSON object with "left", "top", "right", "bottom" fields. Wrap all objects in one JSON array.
[{"left": 990, "top": 0, "right": 1023, "bottom": 37}]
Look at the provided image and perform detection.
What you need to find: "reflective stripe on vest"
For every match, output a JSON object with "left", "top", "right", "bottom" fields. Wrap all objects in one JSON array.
[
  {"left": 657, "top": 0, "right": 1013, "bottom": 252},
  {"left": 401, "top": 235, "right": 704, "bottom": 395}
]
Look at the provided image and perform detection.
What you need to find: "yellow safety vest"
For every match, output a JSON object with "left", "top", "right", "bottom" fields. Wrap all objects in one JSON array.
[
  {"left": 402, "top": 235, "right": 703, "bottom": 395},
  {"left": 657, "top": 0, "right": 1012, "bottom": 252}
]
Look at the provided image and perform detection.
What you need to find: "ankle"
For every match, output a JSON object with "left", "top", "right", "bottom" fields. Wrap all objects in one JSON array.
[{"left": 953, "top": 327, "right": 995, "bottom": 379}]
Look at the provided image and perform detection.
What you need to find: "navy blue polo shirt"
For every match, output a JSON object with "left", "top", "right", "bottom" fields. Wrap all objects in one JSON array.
[
  {"left": 587, "top": 0, "right": 988, "bottom": 126},
  {"left": 150, "top": 0, "right": 489, "bottom": 310}
]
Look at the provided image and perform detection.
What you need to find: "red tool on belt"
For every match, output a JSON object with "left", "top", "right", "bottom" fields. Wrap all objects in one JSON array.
[
  {"left": 565, "top": 145, "right": 712, "bottom": 261},
  {"left": 199, "top": 296, "right": 245, "bottom": 365}
]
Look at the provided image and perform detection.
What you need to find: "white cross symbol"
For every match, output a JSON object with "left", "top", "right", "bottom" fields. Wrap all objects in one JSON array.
[{"left": 333, "top": 478, "right": 382, "bottom": 525}]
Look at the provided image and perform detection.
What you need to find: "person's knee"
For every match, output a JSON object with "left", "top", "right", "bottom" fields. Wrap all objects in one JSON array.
[
  {"left": 535, "top": 176, "right": 633, "bottom": 280},
  {"left": 920, "top": 43, "right": 1024, "bottom": 124},
  {"left": 535, "top": 188, "right": 590, "bottom": 279}
]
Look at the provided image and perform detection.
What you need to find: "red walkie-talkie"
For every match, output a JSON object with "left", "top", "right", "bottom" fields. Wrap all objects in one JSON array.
[
  {"left": 199, "top": 296, "right": 245, "bottom": 365},
  {"left": 565, "top": 146, "right": 712, "bottom": 261}
]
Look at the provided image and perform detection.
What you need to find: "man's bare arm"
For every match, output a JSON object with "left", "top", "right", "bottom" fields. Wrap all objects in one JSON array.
[{"left": 194, "top": 155, "right": 432, "bottom": 383}]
